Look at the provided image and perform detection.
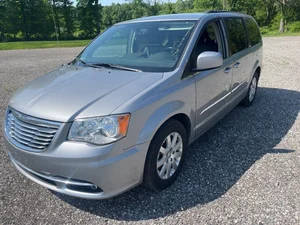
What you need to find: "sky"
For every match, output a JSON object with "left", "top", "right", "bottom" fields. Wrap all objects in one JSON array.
[{"left": 101, "top": 0, "right": 177, "bottom": 6}]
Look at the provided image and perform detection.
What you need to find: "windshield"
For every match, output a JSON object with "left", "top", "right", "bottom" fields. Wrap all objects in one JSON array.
[{"left": 79, "top": 21, "right": 197, "bottom": 72}]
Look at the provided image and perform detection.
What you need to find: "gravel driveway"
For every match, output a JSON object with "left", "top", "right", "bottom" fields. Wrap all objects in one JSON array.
[{"left": 0, "top": 37, "right": 300, "bottom": 225}]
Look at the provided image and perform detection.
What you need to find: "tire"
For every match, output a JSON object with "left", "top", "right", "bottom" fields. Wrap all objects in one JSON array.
[
  {"left": 143, "top": 119, "right": 187, "bottom": 191},
  {"left": 241, "top": 72, "right": 259, "bottom": 106}
]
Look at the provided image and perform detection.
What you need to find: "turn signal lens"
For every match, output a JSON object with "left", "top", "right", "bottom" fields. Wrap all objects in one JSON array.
[{"left": 118, "top": 114, "right": 130, "bottom": 136}]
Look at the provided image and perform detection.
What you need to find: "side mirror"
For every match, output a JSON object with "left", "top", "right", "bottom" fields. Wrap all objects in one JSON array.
[{"left": 196, "top": 51, "right": 223, "bottom": 71}]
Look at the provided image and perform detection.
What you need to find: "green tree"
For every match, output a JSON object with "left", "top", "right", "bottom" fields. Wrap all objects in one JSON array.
[
  {"left": 131, "top": 0, "right": 148, "bottom": 18},
  {"left": 62, "top": 0, "right": 75, "bottom": 39},
  {"left": 194, "top": 0, "right": 223, "bottom": 11},
  {"left": 264, "top": 0, "right": 277, "bottom": 26},
  {"left": 48, "top": 0, "right": 75, "bottom": 40},
  {"left": 159, "top": 2, "right": 176, "bottom": 14},
  {"left": 147, "top": 0, "right": 161, "bottom": 16},
  {"left": 275, "top": 0, "right": 300, "bottom": 32},
  {"left": 27, "top": 0, "right": 54, "bottom": 40},
  {"left": 2, "top": 0, "right": 21, "bottom": 40},
  {"left": 175, "top": 0, "right": 193, "bottom": 13},
  {"left": 50, "top": 0, "right": 62, "bottom": 39},
  {"left": 77, "top": 0, "right": 101, "bottom": 38},
  {"left": 0, "top": 0, "right": 5, "bottom": 41},
  {"left": 227, "top": 0, "right": 259, "bottom": 15}
]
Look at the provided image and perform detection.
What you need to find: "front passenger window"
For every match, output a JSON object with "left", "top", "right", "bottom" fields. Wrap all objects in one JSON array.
[{"left": 190, "top": 21, "right": 223, "bottom": 69}]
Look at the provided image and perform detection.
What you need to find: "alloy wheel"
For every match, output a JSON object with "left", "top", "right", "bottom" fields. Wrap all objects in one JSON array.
[
  {"left": 249, "top": 76, "right": 257, "bottom": 102},
  {"left": 156, "top": 132, "right": 183, "bottom": 180}
]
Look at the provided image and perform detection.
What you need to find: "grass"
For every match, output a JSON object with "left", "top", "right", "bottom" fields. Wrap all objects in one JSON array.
[
  {"left": 0, "top": 40, "right": 91, "bottom": 50},
  {"left": 262, "top": 31, "right": 300, "bottom": 37},
  {"left": 1, "top": 32, "right": 300, "bottom": 50}
]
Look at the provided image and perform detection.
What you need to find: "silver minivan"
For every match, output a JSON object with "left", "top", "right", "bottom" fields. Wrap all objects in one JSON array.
[{"left": 3, "top": 12, "right": 262, "bottom": 199}]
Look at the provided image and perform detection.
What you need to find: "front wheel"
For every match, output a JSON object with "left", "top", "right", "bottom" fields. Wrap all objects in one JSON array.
[
  {"left": 143, "top": 120, "right": 187, "bottom": 191},
  {"left": 241, "top": 72, "right": 259, "bottom": 106}
]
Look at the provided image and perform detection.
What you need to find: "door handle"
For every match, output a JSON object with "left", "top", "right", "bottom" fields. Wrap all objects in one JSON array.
[
  {"left": 224, "top": 67, "right": 231, "bottom": 73},
  {"left": 233, "top": 62, "right": 240, "bottom": 68}
]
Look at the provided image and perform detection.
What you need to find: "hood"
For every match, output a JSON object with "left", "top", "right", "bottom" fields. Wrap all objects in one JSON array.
[{"left": 9, "top": 65, "right": 163, "bottom": 122}]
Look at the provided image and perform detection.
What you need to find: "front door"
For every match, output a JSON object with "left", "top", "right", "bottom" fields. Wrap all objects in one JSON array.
[{"left": 190, "top": 20, "right": 232, "bottom": 134}]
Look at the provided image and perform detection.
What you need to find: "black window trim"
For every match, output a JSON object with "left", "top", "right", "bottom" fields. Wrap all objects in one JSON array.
[
  {"left": 219, "top": 17, "right": 229, "bottom": 59},
  {"left": 242, "top": 17, "right": 250, "bottom": 48}
]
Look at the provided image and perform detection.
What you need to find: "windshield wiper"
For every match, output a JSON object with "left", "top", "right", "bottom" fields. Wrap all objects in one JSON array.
[
  {"left": 77, "top": 58, "right": 88, "bottom": 65},
  {"left": 77, "top": 59, "right": 141, "bottom": 72},
  {"left": 91, "top": 63, "right": 142, "bottom": 72}
]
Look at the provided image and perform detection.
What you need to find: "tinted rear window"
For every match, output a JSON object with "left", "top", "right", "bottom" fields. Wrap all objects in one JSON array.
[
  {"left": 245, "top": 17, "right": 262, "bottom": 47},
  {"left": 224, "top": 18, "right": 248, "bottom": 56}
]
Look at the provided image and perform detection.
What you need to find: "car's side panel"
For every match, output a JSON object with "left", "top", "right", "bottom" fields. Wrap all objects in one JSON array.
[
  {"left": 191, "top": 15, "right": 263, "bottom": 141},
  {"left": 247, "top": 44, "right": 263, "bottom": 83},
  {"left": 112, "top": 72, "right": 197, "bottom": 146},
  {"left": 222, "top": 17, "right": 249, "bottom": 94},
  {"left": 243, "top": 16, "right": 263, "bottom": 85},
  {"left": 190, "top": 20, "right": 232, "bottom": 137},
  {"left": 193, "top": 65, "right": 231, "bottom": 133},
  {"left": 230, "top": 51, "right": 249, "bottom": 93}
]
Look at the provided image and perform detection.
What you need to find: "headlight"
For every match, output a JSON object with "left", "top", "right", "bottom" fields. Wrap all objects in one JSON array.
[{"left": 68, "top": 114, "right": 130, "bottom": 145}]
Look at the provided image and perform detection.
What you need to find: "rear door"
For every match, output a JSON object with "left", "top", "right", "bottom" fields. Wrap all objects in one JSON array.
[{"left": 223, "top": 17, "right": 249, "bottom": 94}]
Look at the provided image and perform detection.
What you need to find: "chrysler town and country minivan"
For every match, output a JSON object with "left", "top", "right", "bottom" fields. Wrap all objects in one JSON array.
[{"left": 3, "top": 11, "right": 262, "bottom": 199}]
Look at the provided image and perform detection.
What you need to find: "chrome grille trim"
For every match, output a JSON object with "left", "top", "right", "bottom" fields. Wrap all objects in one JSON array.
[
  {"left": 5, "top": 109, "right": 61, "bottom": 152},
  {"left": 11, "top": 110, "right": 60, "bottom": 129},
  {"left": 7, "top": 115, "right": 57, "bottom": 134}
]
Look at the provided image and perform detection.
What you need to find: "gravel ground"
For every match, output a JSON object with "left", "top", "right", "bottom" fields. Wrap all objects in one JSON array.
[{"left": 0, "top": 37, "right": 300, "bottom": 225}]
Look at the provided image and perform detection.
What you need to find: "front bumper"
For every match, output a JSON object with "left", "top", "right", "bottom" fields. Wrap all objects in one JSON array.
[{"left": 3, "top": 134, "right": 150, "bottom": 199}]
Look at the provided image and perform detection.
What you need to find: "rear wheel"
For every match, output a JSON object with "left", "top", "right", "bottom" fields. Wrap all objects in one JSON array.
[
  {"left": 241, "top": 72, "right": 259, "bottom": 106},
  {"left": 143, "top": 120, "right": 187, "bottom": 191}
]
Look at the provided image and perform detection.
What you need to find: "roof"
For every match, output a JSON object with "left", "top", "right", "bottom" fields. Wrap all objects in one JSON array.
[{"left": 119, "top": 12, "right": 248, "bottom": 24}]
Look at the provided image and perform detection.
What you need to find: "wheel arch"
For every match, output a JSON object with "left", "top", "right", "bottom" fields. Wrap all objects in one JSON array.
[
  {"left": 137, "top": 101, "right": 194, "bottom": 146},
  {"left": 162, "top": 113, "right": 192, "bottom": 141},
  {"left": 249, "top": 60, "right": 262, "bottom": 84},
  {"left": 255, "top": 66, "right": 261, "bottom": 80}
]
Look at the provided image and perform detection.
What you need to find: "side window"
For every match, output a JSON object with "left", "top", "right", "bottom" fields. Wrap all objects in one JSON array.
[
  {"left": 190, "top": 21, "right": 223, "bottom": 69},
  {"left": 224, "top": 18, "right": 247, "bottom": 56},
  {"left": 245, "top": 18, "right": 262, "bottom": 47}
]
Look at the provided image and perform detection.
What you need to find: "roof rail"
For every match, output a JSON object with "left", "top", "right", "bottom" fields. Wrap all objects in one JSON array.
[{"left": 206, "top": 10, "right": 230, "bottom": 13}]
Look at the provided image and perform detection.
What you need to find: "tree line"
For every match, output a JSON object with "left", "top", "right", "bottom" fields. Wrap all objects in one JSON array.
[{"left": 0, "top": 0, "right": 300, "bottom": 42}]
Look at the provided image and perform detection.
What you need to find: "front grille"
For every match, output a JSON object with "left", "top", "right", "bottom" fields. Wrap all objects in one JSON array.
[{"left": 5, "top": 109, "right": 61, "bottom": 152}]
